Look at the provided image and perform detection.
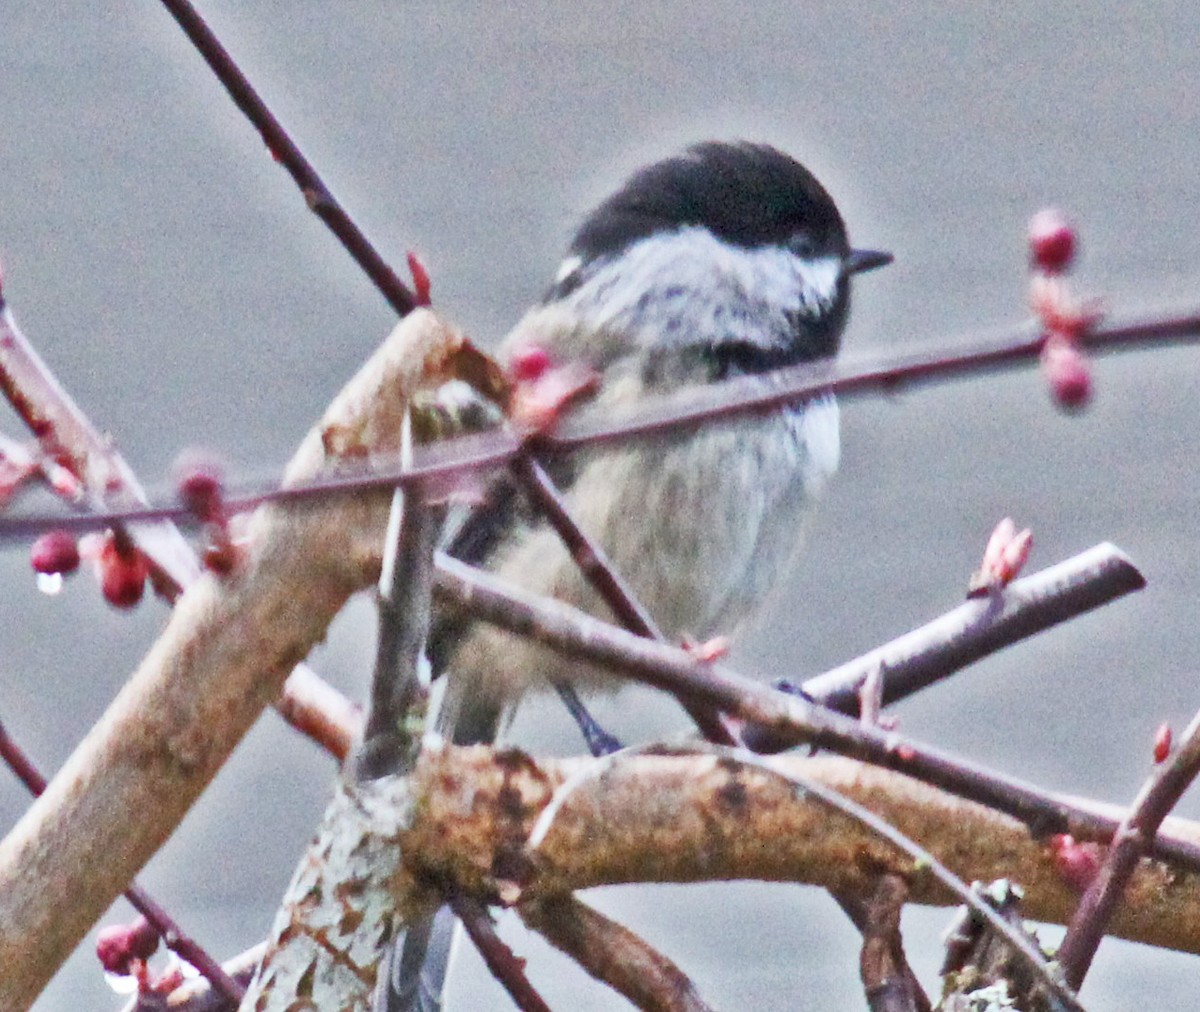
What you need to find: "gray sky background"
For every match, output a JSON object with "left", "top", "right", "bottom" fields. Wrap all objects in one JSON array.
[{"left": 2, "top": 3, "right": 1199, "bottom": 1008}]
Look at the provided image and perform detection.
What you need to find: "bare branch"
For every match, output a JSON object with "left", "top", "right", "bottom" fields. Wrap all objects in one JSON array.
[
  {"left": 153, "top": 0, "right": 417, "bottom": 316},
  {"left": 354, "top": 414, "right": 445, "bottom": 781},
  {"left": 1057, "top": 708, "right": 1200, "bottom": 988},
  {"left": 0, "top": 310, "right": 464, "bottom": 1009},
  {"left": 399, "top": 748, "right": 1200, "bottom": 956},
  {"left": 3, "top": 308, "right": 1198, "bottom": 544},
  {"left": 431, "top": 553, "right": 1200, "bottom": 872},
  {"left": 521, "top": 895, "right": 715, "bottom": 1012},
  {"left": 717, "top": 748, "right": 1080, "bottom": 1011},
  {"left": 449, "top": 894, "right": 553, "bottom": 1012},
  {"left": 0, "top": 720, "right": 243, "bottom": 1004},
  {"left": 754, "top": 541, "right": 1144, "bottom": 737},
  {"left": 838, "top": 879, "right": 930, "bottom": 1012}
]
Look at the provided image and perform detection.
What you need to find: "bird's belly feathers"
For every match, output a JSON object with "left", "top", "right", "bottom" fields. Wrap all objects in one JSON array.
[{"left": 442, "top": 396, "right": 839, "bottom": 719}]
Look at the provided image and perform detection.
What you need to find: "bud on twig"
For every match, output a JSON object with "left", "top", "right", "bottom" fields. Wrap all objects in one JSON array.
[
  {"left": 406, "top": 251, "right": 432, "bottom": 307},
  {"left": 96, "top": 915, "right": 159, "bottom": 977},
  {"left": 95, "top": 530, "right": 148, "bottom": 609},
  {"left": 969, "top": 517, "right": 1033, "bottom": 596},
  {"left": 1049, "top": 834, "right": 1103, "bottom": 893},
  {"left": 1027, "top": 209, "right": 1100, "bottom": 411},
  {"left": 30, "top": 530, "right": 80, "bottom": 576},
  {"left": 1028, "top": 208, "right": 1076, "bottom": 274},
  {"left": 1153, "top": 722, "right": 1173, "bottom": 764}
]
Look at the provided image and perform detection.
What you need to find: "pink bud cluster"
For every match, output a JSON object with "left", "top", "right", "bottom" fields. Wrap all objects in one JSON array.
[{"left": 1028, "top": 209, "right": 1101, "bottom": 411}]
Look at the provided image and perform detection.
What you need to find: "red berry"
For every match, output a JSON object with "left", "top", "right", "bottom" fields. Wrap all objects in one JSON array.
[
  {"left": 30, "top": 530, "right": 80, "bottom": 575},
  {"left": 1029, "top": 209, "right": 1077, "bottom": 274}
]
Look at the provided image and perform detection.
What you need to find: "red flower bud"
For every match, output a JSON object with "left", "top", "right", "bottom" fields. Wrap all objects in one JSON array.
[
  {"left": 30, "top": 530, "right": 81, "bottom": 575},
  {"left": 96, "top": 533, "right": 148, "bottom": 609},
  {"left": 95, "top": 916, "right": 158, "bottom": 975},
  {"left": 407, "top": 251, "right": 432, "bottom": 307},
  {"left": 173, "top": 449, "right": 225, "bottom": 523},
  {"left": 1040, "top": 333, "right": 1092, "bottom": 411},
  {"left": 1029, "top": 209, "right": 1077, "bottom": 274},
  {"left": 508, "top": 342, "right": 553, "bottom": 384},
  {"left": 1049, "top": 833, "right": 1103, "bottom": 893},
  {"left": 1153, "top": 722, "right": 1173, "bottom": 764}
]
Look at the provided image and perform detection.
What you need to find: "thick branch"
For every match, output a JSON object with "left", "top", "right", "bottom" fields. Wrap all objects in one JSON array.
[
  {"left": 431, "top": 554, "right": 1200, "bottom": 873},
  {"left": 0, "top": 310, "right": 464, "bottom": 1009},
  {"left": 400, "top": 748, "right": 1200, "bottom": 956}
]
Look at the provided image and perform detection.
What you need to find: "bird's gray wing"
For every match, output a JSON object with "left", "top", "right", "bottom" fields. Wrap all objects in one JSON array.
[{"left": 375, "top": 906, "right": 459, "bottom": 1012}]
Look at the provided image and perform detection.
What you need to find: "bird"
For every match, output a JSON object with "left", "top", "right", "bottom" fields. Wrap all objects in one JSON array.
[{"left": 377, "top": 140, "right": 891, "bottom": 1010}]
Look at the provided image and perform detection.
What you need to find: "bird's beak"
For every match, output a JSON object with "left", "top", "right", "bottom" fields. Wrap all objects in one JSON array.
[{"left": 843, "top": 248, "right": 894, "bottom": 276}]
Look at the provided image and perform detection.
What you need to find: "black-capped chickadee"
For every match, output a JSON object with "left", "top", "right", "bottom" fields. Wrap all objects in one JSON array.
[
  {"left": 432, "top": 140, "right": 890, "bottom": 745},
  {"left": 380, "top": 141, "right": 890, "bottom": 1010}
]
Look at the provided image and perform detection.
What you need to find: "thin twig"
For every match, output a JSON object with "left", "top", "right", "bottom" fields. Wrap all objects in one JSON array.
[
  {"left": 744, "top": 542, "right": 1143, "bottom": 748},
  {"left": 1057, "top": 708, "right": 1200, "bottom": 988},
  {"left": 836, "top": 881, "right": 931, "bottom": 1012},
  {"left": 509, "top": 452, "right": 737, "bottom": 747},
  {"left": 431, "top": 553, "right": 1200, "bottom": 873},
  {"left": 355, "top": 414, "right": 445, "bottom": 781},
  {"left": 154, "top": 0, "right": 417, "bottom": 316},
  {"left": 0, "top": 296, "right": 361, "bottom": 760},
  {"left": 3, "top": 308, "right": 1198, "bottom": 543},
  {"left": 0, "top": 719, "right": 244, "bottom": 1004},
  {"left": 509, "top": 453, "right": 663, "bottom": 640},
  {"left": 521, "top": 895, "right": 716, "bottom": 1012},
  {"left": 720, "top": 747, "right": 1082, "bottom": 1012},
  {"left": 447, "top": 894, "right": 553, "bottom": 1012}
]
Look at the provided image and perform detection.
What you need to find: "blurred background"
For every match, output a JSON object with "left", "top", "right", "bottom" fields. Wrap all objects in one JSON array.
[{"left": 2, "top": 2, "right": 1198, "bottom": 1008}]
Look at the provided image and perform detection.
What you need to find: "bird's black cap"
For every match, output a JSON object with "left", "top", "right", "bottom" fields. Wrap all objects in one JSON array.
[{"left": 568, "top": 141, "right": 877, "bottom": 266}]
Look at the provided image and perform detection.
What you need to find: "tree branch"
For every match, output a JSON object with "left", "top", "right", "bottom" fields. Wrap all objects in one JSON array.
[
  {"left": 3, "top": 307, "right": 1199, "bottom": 543},
  {"left": 1057, "top": 708, "right": 1200, "bottom": 988},
  {"left": 398, "top": 748, "right": 1200, "bottom": 956},
  {"left": 521, "top": 894, "right": 716, "bottom": 1012},
  {"left": 0, "top": 309, "right": 464, "bottom": 1009}
]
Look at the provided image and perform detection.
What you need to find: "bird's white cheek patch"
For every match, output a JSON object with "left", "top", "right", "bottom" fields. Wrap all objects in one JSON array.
[{"left": 553, "top": 255, "right": 583, "bottom": 287}]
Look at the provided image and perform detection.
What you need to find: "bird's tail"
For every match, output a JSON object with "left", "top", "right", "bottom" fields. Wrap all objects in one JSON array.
[{"left": 375, "top": 690, "right": 504, "bottom": 1012}]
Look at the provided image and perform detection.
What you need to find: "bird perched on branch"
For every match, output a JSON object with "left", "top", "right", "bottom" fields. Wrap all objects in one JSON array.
[{"left": 379, "top": 140, "right": 891, "bottom": 1010}]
